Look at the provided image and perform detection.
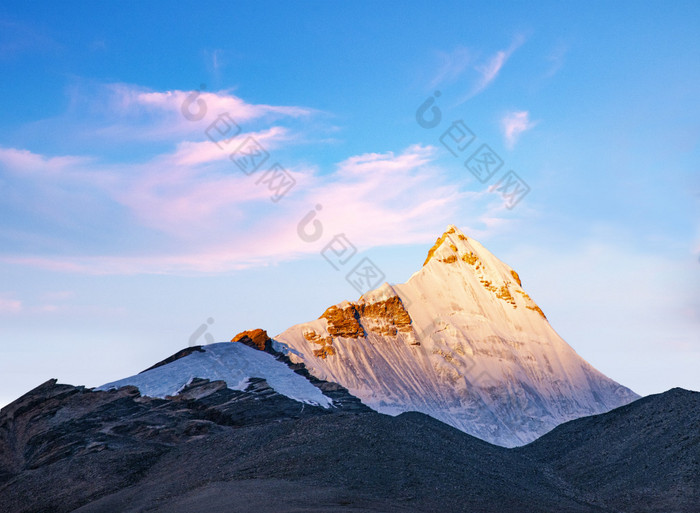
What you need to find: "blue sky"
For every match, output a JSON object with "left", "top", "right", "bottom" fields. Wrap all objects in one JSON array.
[{"left": 0, "top": 1, "right": 698, "bottom": 406}]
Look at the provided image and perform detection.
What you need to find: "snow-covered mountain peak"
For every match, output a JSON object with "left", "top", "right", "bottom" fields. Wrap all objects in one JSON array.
[
  {"left": 398, "top": 224, "right": 548, "bottom": 341},
  {"left": 422, "top": 224, "right": 524, "bottom": 292},
  {"left": 274, "top": 224, "right": 639, "bottom": 446}
]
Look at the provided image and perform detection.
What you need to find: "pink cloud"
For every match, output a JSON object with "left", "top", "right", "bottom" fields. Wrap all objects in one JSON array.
[
  {"left": 1, "top": 78, "right": 517, "bottom": 276},
  {"left": 0, "top": 147, "right": 91, "bottom": 175},
  {"left": 0, "top": 297, "right": 22, "bottom": 314},
  {"left": 501, "top": 111, "right": 537, "bottom": 149},
  {"left": 40, "top": 290, "right": 76, "bottom": 302},
  {"left": 0, "top": 143, "right": 507, "bottom": 274},
  {"left": 168, "top": 126, "right": 290, "bottom": 167},
  {"left": 65, "top": 83, "right": 314, "bottom": 143},
  {"left": 134, "top": 88, "right": 311, "bottom": 119}
]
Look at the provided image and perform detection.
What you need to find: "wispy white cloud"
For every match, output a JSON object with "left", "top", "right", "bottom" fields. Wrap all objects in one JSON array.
[
  {"left": 428, "top": 46, "right": 472, "bottom": 89},
  {"left": 57, "top": 82, "right": 314, "bottom": 143},
  {"left": 500, "top": 110, "right": 537, "bottom": 149},
  {"left": 0, "top": 147, "right": 92, "bottom": 175},
  {"left": 204, "top": 48, "right": 224, "bottom": 71},
  {"left": 167, "top": 126, "right": 290, "bottom": 167},
  {"left": 544, "top": 44, "right": 568, "bottom": 79},
  {"left": 457, "top": 34, "right": 526, "bottom": 103},
  {"left": 134, "top": 87, "right": 311, "bottom": 120}
]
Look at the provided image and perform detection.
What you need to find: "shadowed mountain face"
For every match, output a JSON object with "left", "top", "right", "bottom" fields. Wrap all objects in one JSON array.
[
  {"left": 0, "top": 378, "right": 697, "bottom": 513},
  {"left": 517, "top": 387, "right": 700, "bottom": 513}
]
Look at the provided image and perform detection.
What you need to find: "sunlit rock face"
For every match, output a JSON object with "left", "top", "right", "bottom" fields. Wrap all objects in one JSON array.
[
  {"left": 232, "top": 329, "right": 273, "bottom": 352},
  {"left": 319, "top": 295, "right": 413, "bottom": 339},
  {"left": 274, "top": 224, "right": 639, "bottom": 447}
]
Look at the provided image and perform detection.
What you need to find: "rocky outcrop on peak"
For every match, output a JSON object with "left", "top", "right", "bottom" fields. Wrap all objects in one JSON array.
[
  {"left": 434, "top": 235, "right": 545, "bottom": 315},
  {"left": 360, "top": 295, "right": 413, "bottom": 336},
  {"left": 321, "top": 304, "right": 366, "bottom": 338},
  {"left": 510, "top": 269, "right": 522, "bottom": 286},
  {"left": 318, "top": 295, "right": 413, "bottom": 343},
  {"left": 423, "top": 225, "right": 456, "bottom": 265},
  {"left": 232, "top": 328, "right": 273, "bottom": 351}
]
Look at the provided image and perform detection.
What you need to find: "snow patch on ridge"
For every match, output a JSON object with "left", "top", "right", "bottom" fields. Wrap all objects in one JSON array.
[{"left": 98, "top": 342, "right": 333, "bottom": 408}]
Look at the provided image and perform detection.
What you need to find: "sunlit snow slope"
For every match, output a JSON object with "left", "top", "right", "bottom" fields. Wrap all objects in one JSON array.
[
  {"left": 274, "top": 225, "right": 639, "bottom": 446},
  {"left": 98, "top": 342, "right": 333, "bottom": 408}
]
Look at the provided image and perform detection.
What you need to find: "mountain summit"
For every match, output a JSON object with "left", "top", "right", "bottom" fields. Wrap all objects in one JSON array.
[{"left": 274, "top": 225, "right": 639, "bottom": 446}]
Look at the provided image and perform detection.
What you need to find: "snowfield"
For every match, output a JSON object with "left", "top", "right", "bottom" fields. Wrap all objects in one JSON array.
[{"left": 98, "top": 342, "right": 334, "bottom": 408}]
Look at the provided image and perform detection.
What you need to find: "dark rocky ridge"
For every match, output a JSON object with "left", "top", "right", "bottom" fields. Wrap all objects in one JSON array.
[
  {"left": 517, "top": 387, "right": 700, "bottom": 513},
  {"left": 0, "top": 377, "right": 697, "bottom": 512},
  {"left": 140, "top": 345, "right": 206, "bottom": 373}
]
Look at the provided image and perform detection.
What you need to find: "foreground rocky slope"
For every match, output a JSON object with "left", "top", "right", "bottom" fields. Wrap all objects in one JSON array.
[
  {"left": 0, "top": 374, "right": 696, "bottom": 513},
  {"left": 275, "top": 225, "right": 639, "bottom": 446},
  {"left": 517, "top": 387, "right": 700, "bottom": 513}
]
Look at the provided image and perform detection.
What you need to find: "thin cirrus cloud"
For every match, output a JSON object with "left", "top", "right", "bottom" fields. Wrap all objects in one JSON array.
[
  {"left": 500, "top": 110, "right": 537, "bottom": 149},
  {"left": 428, "top": 46, "right": 472, "bottom": 89},
  {"left": 60, "top": 82, "right": 314, "bottom": 143},
  {"left": 544, "top": 44, "right": 568, "bottom": 79},
  {"left": 455, "top": 34, "right": 526, "bottom": 104}
]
